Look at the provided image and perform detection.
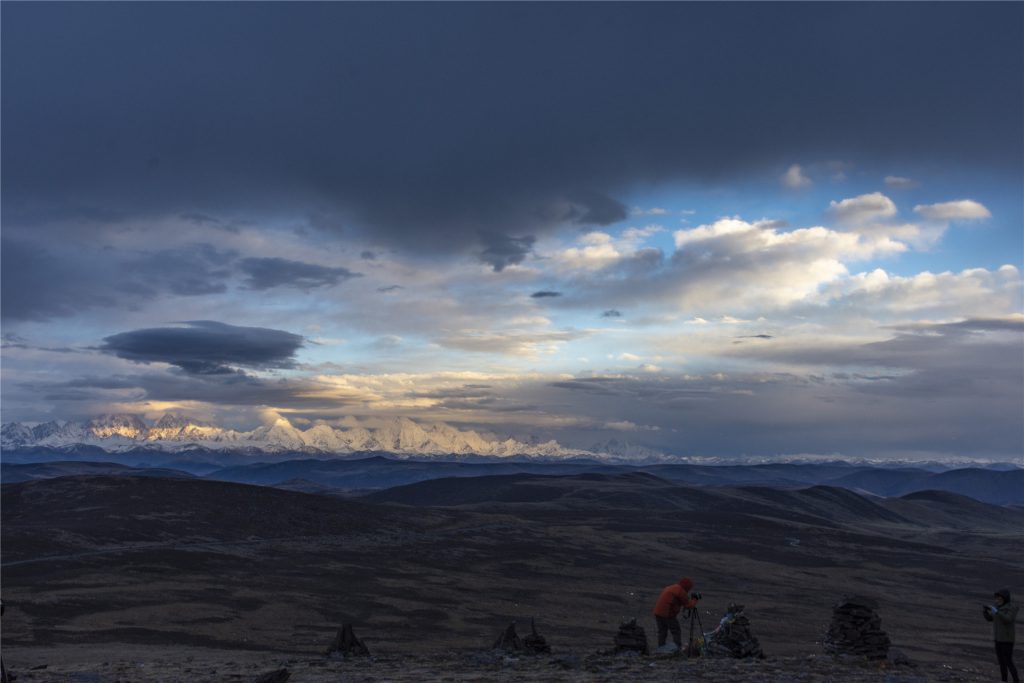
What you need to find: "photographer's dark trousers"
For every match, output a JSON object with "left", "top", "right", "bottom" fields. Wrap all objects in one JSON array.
[
  {"left": 656, "top": 615, "right": 682, "bottom": 647},
  {"left": 996, "top": 641, "right": 1020, "bottom": 683}
]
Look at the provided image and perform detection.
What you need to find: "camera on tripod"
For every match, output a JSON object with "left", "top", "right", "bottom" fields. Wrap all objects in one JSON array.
[{"left": 690, "top": 591, "right": 703, "bottom": 601}]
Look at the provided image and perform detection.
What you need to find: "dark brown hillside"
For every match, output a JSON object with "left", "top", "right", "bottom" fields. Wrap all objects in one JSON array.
[
  {"left": 2, "top": 475, "right": 438, "bottom": 561},
  {"left": 2, "top": 473, "right": 1021, "bottom": 676}
]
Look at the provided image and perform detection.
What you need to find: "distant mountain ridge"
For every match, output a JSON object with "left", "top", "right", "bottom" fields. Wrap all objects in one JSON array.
[{"left": 0, "top": 413, "right": 593, "bottom": 458}]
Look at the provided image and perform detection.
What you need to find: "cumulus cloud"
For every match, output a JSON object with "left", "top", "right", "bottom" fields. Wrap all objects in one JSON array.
[
  {"left": 239, "top": 257, "right": 361, "bottom": 291},
  {"left": 99, "top": 321, "right": 305, "bottom": 375},
  {"left": 666, "top": 217, "right": 904, "bottom": 310},
  {"left": 622, "top": 225, "right": 665, "bottom": 240},
  {"left": 558, "top": 231, "right": 623, "bottom": 270},
  {"left": 555, "top": 228, "right": 667, "bottom": 274},
  {"left": 828, "top": 192, "right": 898, "bottom": 224},
  {"left": 914, "top": 199, "right": 992, "bottom": 221},
  {"left": 817, "top": 265, "right": 1021, "bottom": 316},
  {"left": 781, "top": 164, "right": 812, "bottom": 189},
  {"left": 533, "top": 216, "right": 920, "bottom": 319}
]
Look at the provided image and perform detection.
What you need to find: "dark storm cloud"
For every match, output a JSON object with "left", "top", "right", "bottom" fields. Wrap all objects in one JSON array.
[
  {"left": 0, "top": 239, "right": 237, "bottom": 321},
  {"left": 239, "top": 257, "right": 361, "bottom": 291},
  {"left": 531, "top": 291, "right": 562, "bottom": 299},
  {"left": 128, "top": 244, "right": 238, "bottom": 297},
  {"left": 1, "top": 238, "right": 120, "bottom": 321},
  {"left": 601, "top": 309, "right": 622, "bottom": 318},
  {"left": 534, "top": 325, "right": 1023, "bottom": 458},
  {"left": 4, "top": 3, "right": 1019, "bottom": 263},
  {"left": 38, "top": 371, "right": 336, "bottom": 411},
  {"left": 1, "top": 333, "right": 81, "bottom": 354},
  {"left": 479, "top": 233, "right": 536, "bottom": 272},
  {"left": 895, "top": 318, "right": 1024, "bottom": 334},
  {"left": 738, "top": 318, "right": 1024, "bottom": 370},
  {"left": 99, "top": 321, "right": 304, "bottom": 375},
  {"left": 1, "top": 238, "right": 364, "bottom": 320},
  {"left": 179, "top": 213, "right": 222, "bottom": 226}
]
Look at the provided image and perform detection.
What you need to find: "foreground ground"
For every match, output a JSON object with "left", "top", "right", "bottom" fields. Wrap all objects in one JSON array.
[
  {"left": 2, "top": 473, "right": 1022, "bottom": 681},
  {"left": 2, "top": 647, "right": 999, "bottom": 683}
]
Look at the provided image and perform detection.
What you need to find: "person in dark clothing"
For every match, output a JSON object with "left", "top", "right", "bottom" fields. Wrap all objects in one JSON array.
[
  {"left": 653, "top": 577, "right": 698, "bottom": 651},
  {"left": 984, "top": 588, "right": 1019, "bottom": 683}
]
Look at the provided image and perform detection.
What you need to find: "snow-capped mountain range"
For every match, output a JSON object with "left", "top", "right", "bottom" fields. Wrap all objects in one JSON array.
[{"left": 0, "top": 413, "right": 608, "bottom": 458}]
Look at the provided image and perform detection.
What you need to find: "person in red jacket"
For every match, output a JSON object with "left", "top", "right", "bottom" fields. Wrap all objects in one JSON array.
[{"left": 653, "top": 576, "right": 699, "bottom": 651}]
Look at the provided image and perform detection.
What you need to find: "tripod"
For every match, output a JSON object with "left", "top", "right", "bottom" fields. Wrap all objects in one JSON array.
[{"left": 683, "top": 606, "right": 706, "bottom": 658}]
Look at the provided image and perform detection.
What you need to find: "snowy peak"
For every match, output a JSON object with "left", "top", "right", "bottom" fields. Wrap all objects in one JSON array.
[
  {"left": 87, "top": 414, "right": 149, "bottom": 440},
  {"left": 148, "top": 414, "right": 221, "bottom": 442},
  {"left": 0, "top": 413, "right": 602, "bottom": 459}
]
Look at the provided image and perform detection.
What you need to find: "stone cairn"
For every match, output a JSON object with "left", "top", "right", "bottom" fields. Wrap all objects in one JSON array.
[
  {"left": 613, "top": 618, "right": 649, "bottom": 655},
  {"left": 823, "top": 596, "right": 890, "bottom": 660},
  {"left": 325, "top": 623, "right": 371, "bottom": 658},
  {"left": 705, "top": 603, "right": 763, "bottom": 659},
  {"left": 492, "top": 620, "right": 551, "bottom": 655},
  {"left": 523, "top": 620, "right": 552, "bottom": 655}
]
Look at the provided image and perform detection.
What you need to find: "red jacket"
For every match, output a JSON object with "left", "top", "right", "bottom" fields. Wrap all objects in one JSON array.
[{"left": 654, "top": 581, "right": 696, "bottom": 618}]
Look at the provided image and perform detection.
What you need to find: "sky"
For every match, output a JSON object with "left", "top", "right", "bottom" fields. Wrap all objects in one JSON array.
[{"left": 2, "top": 3, "right": 1022, "bottom": 461}]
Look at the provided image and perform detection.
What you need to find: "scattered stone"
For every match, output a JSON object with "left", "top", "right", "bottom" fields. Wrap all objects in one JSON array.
[
  {"left": 823, "top": 595, "right": 891, "bottom": 660},
  {"left": 613, "top": 618, "right": 649, "bottom": 655},
  {"left": 252, "top": 669, "right": 289, "bottom": 683},
  {"left": 325, "top": 623, "right": 371, "bottom": 658},
  {"left": 705, "top": 603, "right": 764, "bottom": 659}
]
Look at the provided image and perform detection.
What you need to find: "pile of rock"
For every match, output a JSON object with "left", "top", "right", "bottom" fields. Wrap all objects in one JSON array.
[
  {"left": 705, "top": 603, "right": 763, "bottom": 659},
  {"left": 492, "top": 621, "right": 551, "bottom": 655},
  {"left": 325, "top": 623, "right": 370, "bottom": 658},
  {"left": 823, "top": 595, "right": 890, "bottom": 660},
  {"left": 613, "top": 618, "right": 649, "bottom": 655},
  {"left": 522, "top": 620, "right": 552, "bottom": 655},
  {"left": 492, "top": 622, "right": 524, "bottom": 652}
]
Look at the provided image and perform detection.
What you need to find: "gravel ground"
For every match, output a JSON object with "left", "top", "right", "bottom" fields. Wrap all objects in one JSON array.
[{"left": 4, "top": 647, "right": 1001, "bottom": 683}]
